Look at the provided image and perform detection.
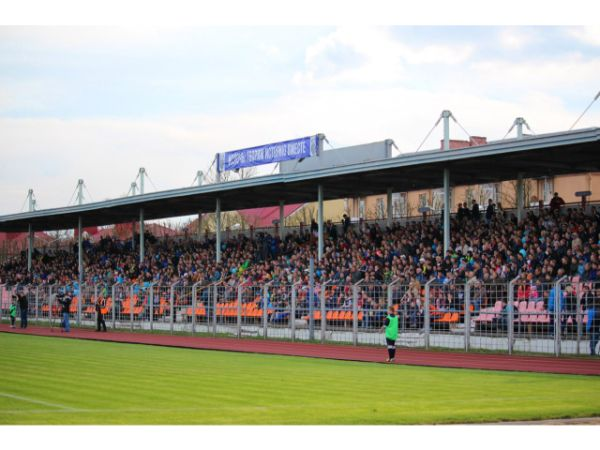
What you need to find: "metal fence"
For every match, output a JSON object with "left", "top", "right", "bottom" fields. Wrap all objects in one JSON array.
[{"left": 1, "top": 279, "right": 598, "bottom": 357}]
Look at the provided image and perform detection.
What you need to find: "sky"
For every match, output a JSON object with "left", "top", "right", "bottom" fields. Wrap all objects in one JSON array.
[{"left": 1, "top": 24, "right": 600, "bottom": 217}]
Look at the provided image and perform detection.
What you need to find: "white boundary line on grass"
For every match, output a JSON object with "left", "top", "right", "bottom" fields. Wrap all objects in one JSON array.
[{"left": 0, "top": 392, "right": 76, "bottom": 411}]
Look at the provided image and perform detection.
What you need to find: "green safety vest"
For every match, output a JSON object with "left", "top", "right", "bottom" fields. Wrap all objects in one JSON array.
[{"left": 385, "top": 314, "right": 398, "bottom": 341}]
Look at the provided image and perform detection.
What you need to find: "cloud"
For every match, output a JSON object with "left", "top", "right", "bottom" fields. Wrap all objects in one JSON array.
[
  {"left": 467, "top": 54, "right": 600, "bottom": 96},
  {"left": 498, "top": 27, "right": 538, "bottom": 50},
  {"left": 2, "top": 26, "right": 600, "bottom": 220},
  {"left": 293, "top": 27, "right": 474, "bottom": 87},
  {"left": 568, "top": 26, "right": 600, "bottom": 46}
]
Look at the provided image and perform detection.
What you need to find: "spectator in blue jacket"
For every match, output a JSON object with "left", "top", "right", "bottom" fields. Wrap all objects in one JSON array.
[{"left": 587, "top": 290, "right": 600, "bottom": 356}]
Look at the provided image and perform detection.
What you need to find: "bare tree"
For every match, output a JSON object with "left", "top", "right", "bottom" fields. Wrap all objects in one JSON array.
[{"left": 502, "top": 178, "right": 533, "bottom": 209}]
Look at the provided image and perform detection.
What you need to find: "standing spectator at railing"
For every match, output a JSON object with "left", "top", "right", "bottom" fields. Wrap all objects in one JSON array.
[
  {"left": 310, "top": 219, "right": 318, "bottom": 237},
  {"left": 471, "top": 199, "right": 481, "bottom": 223},
  {"left": 456, "top": 203, "right": 465, "bottom": 222},
  {"left": 485, "top": 199, "right": 495, "bottom": 225},
  {"left": 550, "top": 192, "right": 565, "bottom": 213},
  {"left": 342, "top": 214, "right": 351, "bottom": 235}
]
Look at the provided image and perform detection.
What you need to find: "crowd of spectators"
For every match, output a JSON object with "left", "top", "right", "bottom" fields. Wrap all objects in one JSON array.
[{"left": 1, "top": 202, "right": 599, "bottom": 309}]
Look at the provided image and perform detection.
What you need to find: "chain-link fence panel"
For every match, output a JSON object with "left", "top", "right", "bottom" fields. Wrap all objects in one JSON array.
[
  {"left": 580, "top": 281, "right": 600, "bottom": 357},
  {"left": 509, "top": 280, "right": 556, "bottom": 355},
  {"left": 238, "top": 284, "right": 263, "bottom": 339},
  {"left": 0, "top": 284, "right": 8, "bottom": 324},
  {"left": 265, "top": 283, "right": 293, "bottom": 341},
  {"left": 557, "top": 278, "right": 595, "bottom": 356},
  {"left": 469, "top": 281, "right": 510, "bottom": 353},
  {"left": 76, "top": 284, "right": 96, "bottom": 329},
  {"left": 37, "top": 284, "right": 55, "bottom": 325},
  {"left": 427, "top": 282, "right": 468, "bottom": 351},
  {"left": 167, "top": 283, "right": 193, "bottom": 334},
  {"left": 190, "top": 283, "right": 211, "bottom": 335},
  {"left": 147, "top": 284, "right": 172, "bottom": 333},
  {"left": 391, "top": 283, "right": 425, "bottom": 349},
  {"left": 214, "top": 283, "right": 239, "bottom": 337},
  {"left": 320, "top": 283, "right": 354, "bottom": 344},
  {"left": 355, "top": 283, "right": 389, "bottom": 346},
  {"left": 111, "top": 283, "right": 130, "bottom": 330},
  {"left": 294, "top": 285, "right": 316, "bottom": 342},
  {"left": 0, "top": 284, "right": 20, "bottom": 327}
]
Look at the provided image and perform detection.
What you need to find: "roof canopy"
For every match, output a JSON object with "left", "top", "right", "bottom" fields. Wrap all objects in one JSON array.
[{"left": 1, "top": 127, "right": 599, "bottom": 233}]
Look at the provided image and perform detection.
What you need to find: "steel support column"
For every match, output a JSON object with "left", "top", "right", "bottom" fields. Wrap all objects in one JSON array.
[
  {"left": 516, "top": 173, "right": 524, "bottom": 223},
  {"left": 386, "top": 187, "right": 393, "bottom": 228},
  {"left": 215, "top": 198, "right": 222, "bottom": 263},
  {"left": 279, "top": 200, "right": 285, "bottom": 240},
  {"left": 78, "top": 216, "right": 83, "bottom": 289},
  {"left": 27, "top": 223, "right": 33, "bottom": 272},
  {"left": 139, "top": 208, "right": 145, "bottom": 263},
  {"left": 317, "top": 184, "right": 324, "bottom": 260},
  {"left": 443, "top": 168, "right": 450, "bottom": 255}
]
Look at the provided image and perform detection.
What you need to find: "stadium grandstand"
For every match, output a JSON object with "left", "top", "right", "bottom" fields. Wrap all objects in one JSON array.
[{"left": 1, "top": 115, "right": 600, "bottom": 357}]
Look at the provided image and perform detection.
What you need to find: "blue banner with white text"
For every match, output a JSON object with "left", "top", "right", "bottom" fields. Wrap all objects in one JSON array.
[{"left": 217, "top": 135, "right": 318, "bottom": 172}]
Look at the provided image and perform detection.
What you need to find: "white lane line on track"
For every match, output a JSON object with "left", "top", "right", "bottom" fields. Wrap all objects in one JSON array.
[{"left": 0, "top": 392, "right": 76, "bottom": 411}]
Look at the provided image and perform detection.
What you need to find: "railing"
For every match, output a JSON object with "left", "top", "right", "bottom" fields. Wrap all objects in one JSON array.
[{"left": 2, "top": 279, "right": 598, "bottom": 357}]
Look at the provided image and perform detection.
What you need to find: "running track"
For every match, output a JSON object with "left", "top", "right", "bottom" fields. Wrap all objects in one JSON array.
[{"left": 2, "top": 324, "right": 599, "bottom": 376}]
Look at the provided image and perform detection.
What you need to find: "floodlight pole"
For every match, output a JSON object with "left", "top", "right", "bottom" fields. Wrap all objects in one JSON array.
[{"left": 442, "top": 110, "right": 451, "bottom": 256}]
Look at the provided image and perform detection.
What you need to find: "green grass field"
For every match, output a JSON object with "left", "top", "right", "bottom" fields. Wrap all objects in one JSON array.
[{"left": 1, "top": 333, "right": 599, "bottom": 424}]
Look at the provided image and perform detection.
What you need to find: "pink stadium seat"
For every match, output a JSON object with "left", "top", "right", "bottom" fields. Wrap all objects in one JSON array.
[
  {"left": 474, "top": 308, "right": 493, "bottom": 323},
  {"left": 535, "top": 301, "right": 550, "bottom": 324},
  {"left": 525, "top": 301, "right": 538, "bottom": 323},
  {"left": 518, "top": 301, "right": 529, "bottom": 323}
]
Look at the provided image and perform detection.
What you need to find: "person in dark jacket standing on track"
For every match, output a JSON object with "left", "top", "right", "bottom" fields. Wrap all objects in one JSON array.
[
  {"left": 16, "top": 289, "right": 28, "bottom": 329},
  {"left": 57, "top": 289, "right": 72, "bottom": 333},
  {"left": 380, "top": 306, "right": 399, "bottom": 363},
  {"left": 95, "top": 297, "right": 107, "bottom": 332}
]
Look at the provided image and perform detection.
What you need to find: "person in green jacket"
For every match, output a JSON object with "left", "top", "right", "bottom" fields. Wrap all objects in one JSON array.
[
  {"left": 9, "top": 296, "right": 17, "bottom": 328},
  {"left": 380, "top": 306, "right": 399, "bottom": 363}
]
